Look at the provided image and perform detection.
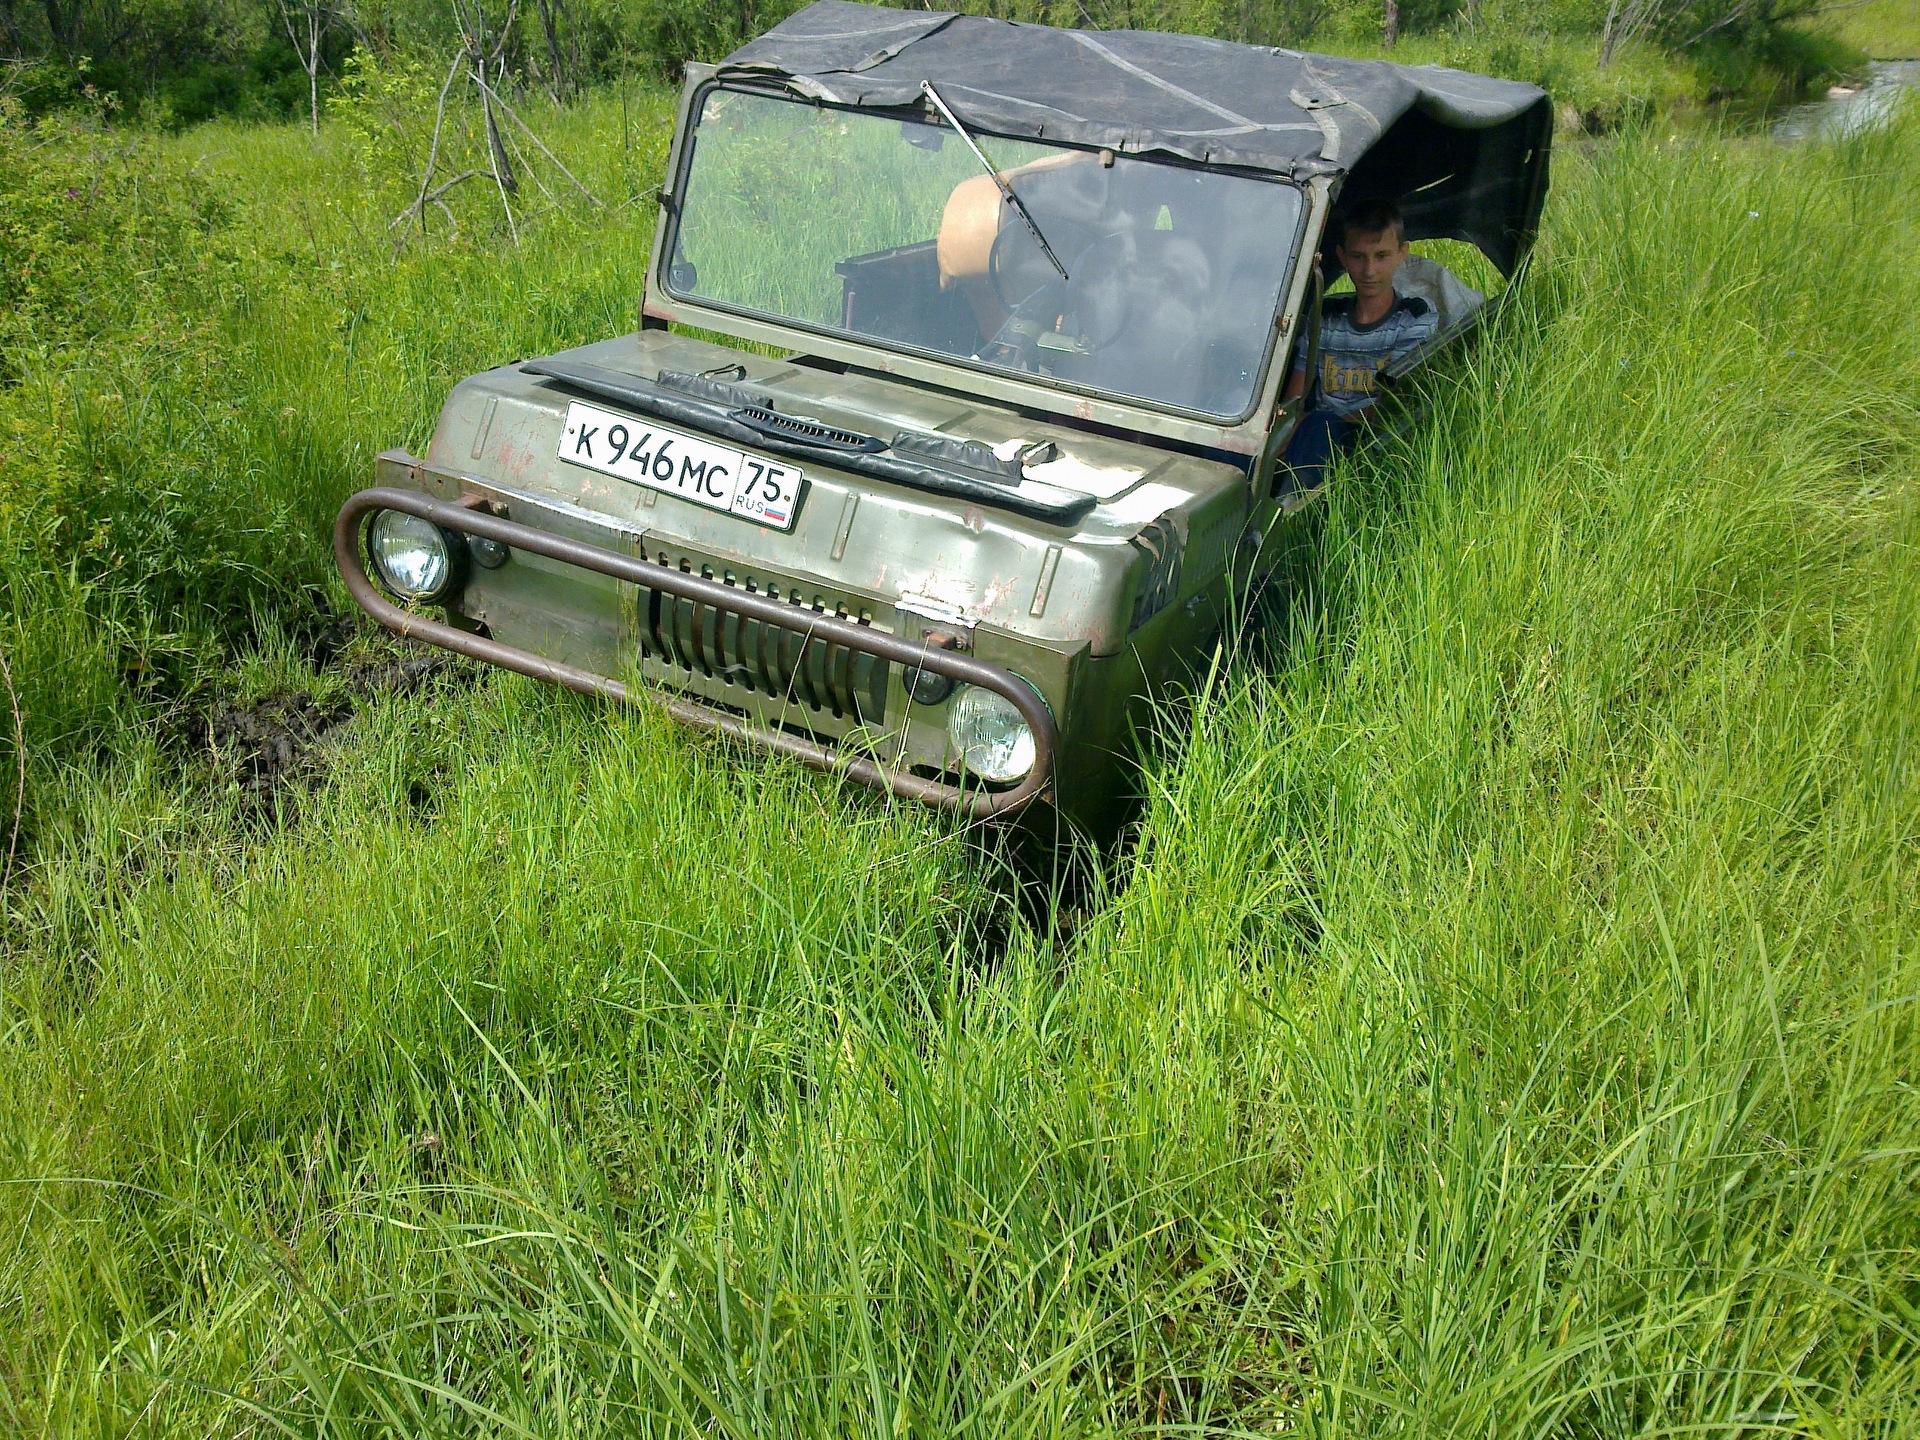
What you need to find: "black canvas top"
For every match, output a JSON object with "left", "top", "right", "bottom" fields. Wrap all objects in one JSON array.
[{"left": 718, "top": 0, "right": 1549, "bottom": 179}]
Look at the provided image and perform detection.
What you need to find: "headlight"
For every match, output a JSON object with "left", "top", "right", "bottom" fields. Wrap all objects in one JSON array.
[
  {"left": 368, "top": 509, "right": 459, "bottom": 601},
  {"left": 949, "top": 684, "right": 1038, "bottom": 784}
]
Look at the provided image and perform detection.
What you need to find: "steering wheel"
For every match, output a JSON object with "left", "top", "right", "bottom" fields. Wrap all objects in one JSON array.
[
  {"left": 979, "top": 228, "right": 1138, "bottom": 370},
  {"left": 978, "top": 277, "right": 1066, "bottom": 370},
  {"left": 1060, "top": 232, "right": 1134, "bottom": 352},
  {"left": 987, "top": 214, "right": 1094, "bottom": 311}
]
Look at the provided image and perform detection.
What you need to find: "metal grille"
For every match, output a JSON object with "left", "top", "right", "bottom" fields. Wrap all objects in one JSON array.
[
  {"left": 1128, "top": 513, "right": 1185, "bottom": 630},
  {"left": 636, "top": 556, "right": 889, "bottom": 724}
]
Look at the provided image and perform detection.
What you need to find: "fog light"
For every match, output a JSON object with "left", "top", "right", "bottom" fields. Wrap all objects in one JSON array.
[
  {"left": 369, "top": 509, "right": 458, "bottom": 601},
  {"left": 949, "top": 684, "right": 1037, "bottom": 784},
  {"left": 906, "top": 630, "right": 960, "bottom": 706}
]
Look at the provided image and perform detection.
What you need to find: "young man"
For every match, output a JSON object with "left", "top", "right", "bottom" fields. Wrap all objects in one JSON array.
[{"left": 1280, "top": 198, "right": 1436, "bottom": 486}]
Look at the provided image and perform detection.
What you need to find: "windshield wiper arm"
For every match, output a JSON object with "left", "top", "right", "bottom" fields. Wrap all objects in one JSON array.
[{"left": 920, "top": 80, "right": 1070, "bottom": 284}]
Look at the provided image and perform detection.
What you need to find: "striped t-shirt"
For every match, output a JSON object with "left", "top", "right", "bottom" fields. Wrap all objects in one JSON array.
[{"left": 1293, "top": 294, "right": 1437, "bottom": 418}]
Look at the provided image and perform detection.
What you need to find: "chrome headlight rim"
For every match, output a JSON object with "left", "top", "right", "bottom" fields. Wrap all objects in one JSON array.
[
  {"left": 948, "top": 679, "right": 1047, "bottom": 786},
  {"left": 365, "top": 507, "right": 466, "bottom": 604}
]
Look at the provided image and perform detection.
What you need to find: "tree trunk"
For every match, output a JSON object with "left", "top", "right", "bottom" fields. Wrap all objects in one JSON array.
[
  {"left": 1383, "top": 0, "right": 1398, "bottom": 47},
  {"left": 39, "top": 0, "right": 82, "bottom": 57},
  {"left": 535, "top": 0, "right": 565, "bottom": 103},
  {"left": 476, "top": 47, "right": 518, "bottom": 193},
  {"left": 0, "top": 0, "right": 26, "bottom": 56},
  {"left": 307, "top": 7, "right": 320, "bottom": 135},
  {"left": 279, "top": 0, "right": 327, "bottom": 136}
]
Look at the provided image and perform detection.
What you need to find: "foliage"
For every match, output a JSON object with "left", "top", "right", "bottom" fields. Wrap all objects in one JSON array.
[
  {"left": 0, "top": 0, "right": 355, "bottom": 122},
  {"left": 0, "top": 0, "right": 1876, "bottom": 130},
  {"left": 0, "top": 81, "right": 670, "bottom": 762},
  {"left": 0, "top": 97, "right": 279, "bottom": 750},
  {"left": 1822, "top": 0, "right": 1920, "bottom": 58},
  {"left": 0, "top": 66, "right": 1916, "bottom": 1435},
  {"left": 0, "top": 94, "right": 230, "bottom": 366}
]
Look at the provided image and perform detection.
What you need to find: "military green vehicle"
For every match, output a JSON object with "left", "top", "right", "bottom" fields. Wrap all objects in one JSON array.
[{"left": 336, "top": 0, "right": 1551, "bottom": 839}]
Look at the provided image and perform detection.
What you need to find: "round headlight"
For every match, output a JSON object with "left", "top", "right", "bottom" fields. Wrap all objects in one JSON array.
[
  {"left": 369, "top": 509, "right": 457, "bottom": 601},
  {"left": 949, "top": 684, "right": 1038, "bottom": 784}
]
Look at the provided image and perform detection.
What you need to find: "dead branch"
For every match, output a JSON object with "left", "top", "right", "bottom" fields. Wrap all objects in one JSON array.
[
  {"left": 389, "top": 169, "right": 480, "bottom": 231},
  {"left": 497, "top": 116, "right": 561, "bottom": 210},
  {"left": 389, "top": 2, "right": 598, "bottom": 258},
  {"left": 401, "top": 48, "right": 467, "bottom": 243},
  {"left": 532, "top": 0, "right": 567, "bottom": 103},
  {"left": 458, "top": 0, "right": 521, "bottom": 198},
  {"left": 471, "top": 71, "right": 606, "bottom": 208},
  {"left": 482, "top": 105, "right": 519, "bottom": 242}
]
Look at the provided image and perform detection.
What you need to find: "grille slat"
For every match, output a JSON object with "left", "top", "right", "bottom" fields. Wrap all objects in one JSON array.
[{"left": 635, "top": 561, "right": 888, "bottom": 724}]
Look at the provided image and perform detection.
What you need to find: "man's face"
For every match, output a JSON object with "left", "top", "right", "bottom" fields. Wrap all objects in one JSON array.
[{"left": 1335, "top": 226, "right": 1407, "bottom": 300}]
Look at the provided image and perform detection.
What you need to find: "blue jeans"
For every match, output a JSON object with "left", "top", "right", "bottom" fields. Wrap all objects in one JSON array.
[{"left": 1281, "top": 408, "right": 1356, "bottom": 491}]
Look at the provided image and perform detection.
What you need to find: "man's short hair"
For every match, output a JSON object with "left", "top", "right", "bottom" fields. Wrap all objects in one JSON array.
[{"left": 1338, "top": 198, "right": 1406, "bottom": 245}]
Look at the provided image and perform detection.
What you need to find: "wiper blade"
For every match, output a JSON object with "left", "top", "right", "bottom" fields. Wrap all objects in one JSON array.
[{"left": 920, "top": 81, "right": 1070, "bottom": 284}]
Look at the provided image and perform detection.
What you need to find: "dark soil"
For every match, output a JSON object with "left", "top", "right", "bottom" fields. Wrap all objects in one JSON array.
[
  {"left": 187, "top": 644, "right": 467, "bottom": 807},
  {"left": 192, "top": 690, "right": 352, "bottom": 801}
]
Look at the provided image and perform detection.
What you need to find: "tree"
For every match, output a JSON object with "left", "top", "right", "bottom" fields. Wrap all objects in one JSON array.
[
  {"left": 36, "top": 0, "right": 86, "bottom": 57},
  {"left": 1598, "top": 0, "right": 1667, "bottom": 69},
  {"left": 451, "top": 0, "right": 517, "bottom": 196},
  {"left": 277, "top": 0, "right": 330, "bottom": 134},
  {"left": 530, "top": 0, "right": 566, "bottom": 102}
]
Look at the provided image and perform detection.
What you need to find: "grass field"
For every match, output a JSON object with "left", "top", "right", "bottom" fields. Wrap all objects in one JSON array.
[
  {"left": 3, "top": 64, "right": 1918, "bottom": 1439},
  {"left": 1823, "top": 0, "right": 1920, "bottom": 58}
]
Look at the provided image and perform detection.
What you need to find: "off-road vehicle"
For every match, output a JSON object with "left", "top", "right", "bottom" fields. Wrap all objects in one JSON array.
[{"left": 336, "top": 0, "right": 1551, "bottom": 838}]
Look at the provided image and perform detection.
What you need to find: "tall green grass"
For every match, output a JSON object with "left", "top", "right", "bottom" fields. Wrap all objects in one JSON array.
[
  {"left": 1825, "top": 0, "right": 1920, "bottom": 60},
  {"left": 2, "top": 91, "right": 1917, "bottom": 1436}
]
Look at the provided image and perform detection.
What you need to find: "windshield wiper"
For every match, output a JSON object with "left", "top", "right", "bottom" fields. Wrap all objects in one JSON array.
[{"left": 920, "top": 80, "right": 1070, "bottom": 284}]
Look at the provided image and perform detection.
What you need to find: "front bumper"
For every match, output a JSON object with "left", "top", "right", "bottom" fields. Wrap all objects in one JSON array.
[{"left": 334, "top": 478, "right": 1057, "bottom": 819}]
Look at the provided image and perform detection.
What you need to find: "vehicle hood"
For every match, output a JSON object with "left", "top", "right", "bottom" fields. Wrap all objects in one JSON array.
[{"left": 422, "top": 329, "right": 1252, "bottom": 656}]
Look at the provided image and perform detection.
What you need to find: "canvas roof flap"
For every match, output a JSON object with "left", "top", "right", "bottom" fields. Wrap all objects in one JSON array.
[{"left": 717, "top": 0, "right": 1552, "bottom": 272}]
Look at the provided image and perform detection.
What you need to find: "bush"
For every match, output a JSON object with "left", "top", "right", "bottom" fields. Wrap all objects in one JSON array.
[
  {"left": 0, "top": 97, "right": 230, "bottom": 373},
  {"left": 0, "top": 99, "right": 309, "bottom": 755},
  {"left": 1691, "top": 22, "right": 1866, "bottom": 105}
]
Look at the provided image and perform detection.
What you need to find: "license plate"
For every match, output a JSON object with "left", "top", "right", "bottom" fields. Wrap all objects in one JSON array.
[{"left": 558, "top": 400, "right": 802, "bottom": 531}]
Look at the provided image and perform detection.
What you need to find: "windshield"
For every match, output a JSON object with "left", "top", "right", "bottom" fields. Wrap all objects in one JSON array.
[{"left": 667, "top": 88, "right": 1304, "bottom": 421}]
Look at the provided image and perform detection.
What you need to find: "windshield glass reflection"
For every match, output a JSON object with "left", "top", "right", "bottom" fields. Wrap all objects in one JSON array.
[{"left": 669, "top": 88, "right": 1303, "bottom": 420}]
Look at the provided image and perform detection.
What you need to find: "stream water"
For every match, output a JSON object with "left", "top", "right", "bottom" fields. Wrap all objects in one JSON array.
[{"left": 1771, "top": 59, "right": 1920, "bottom": 143}]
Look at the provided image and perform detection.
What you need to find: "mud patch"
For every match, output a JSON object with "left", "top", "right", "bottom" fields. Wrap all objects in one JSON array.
[
  {"left": 193, "top": 691, "right": 353, "bottom": 801},
  {"left": 338, "top": 650, "right": 458, "bottom": 699},
  {"left": 188, "top": 646, "right": 468, "bottom": 808}
]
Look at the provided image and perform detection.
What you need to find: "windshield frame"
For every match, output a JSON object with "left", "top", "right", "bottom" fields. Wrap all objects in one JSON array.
[{"left": 647, "top": 75, "right": 1313, "bottom": 440}]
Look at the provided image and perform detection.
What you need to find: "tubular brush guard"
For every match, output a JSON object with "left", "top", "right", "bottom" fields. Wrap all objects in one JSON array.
[{"left": 334, "top": 486, "right": 1057, "bottom": 818}]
